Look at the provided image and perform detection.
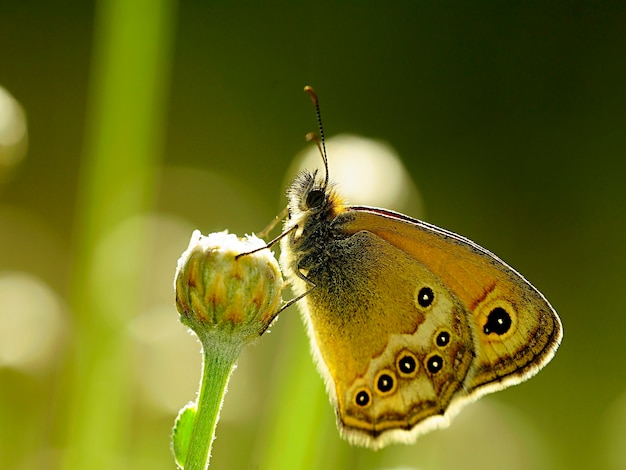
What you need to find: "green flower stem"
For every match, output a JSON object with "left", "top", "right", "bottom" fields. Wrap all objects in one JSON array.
[{"left": 185, "top": 338, "right": 241, "bottom": 470}]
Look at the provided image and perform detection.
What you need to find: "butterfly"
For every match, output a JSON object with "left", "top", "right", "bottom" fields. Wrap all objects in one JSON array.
[{"left": 276, "top": 86, "right": 562, "bottom": 449}]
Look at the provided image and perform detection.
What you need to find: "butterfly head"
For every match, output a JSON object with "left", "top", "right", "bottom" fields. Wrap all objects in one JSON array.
[
  {"left": 285, "top": 169, "right": 345, "bottom": 225},
  {"left": 286, "top": 86, "right": 349, "bottom": 227}
]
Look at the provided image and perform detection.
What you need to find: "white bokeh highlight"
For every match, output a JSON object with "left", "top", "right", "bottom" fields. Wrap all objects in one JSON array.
[
  {"left": 0, "top": 272, "right": 67, "bottom": 372},
  {"left": 0, "top": 85, "right": 28, "bottom": 170},
  {"left": 287, "top": 134, "right": 422, "bottom": 216}
]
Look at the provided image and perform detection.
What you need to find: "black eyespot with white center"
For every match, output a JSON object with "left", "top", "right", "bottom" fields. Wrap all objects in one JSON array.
[
  {"left": 355, "top": 389, "right": 371, "bottom": 407},
  {"left": 435, "top": 330, "right": 451, "bottom": 348},
  {"left": 417, "top": 287, "right": 435, "bottom": 308},
  {"left": 377, "top": 373, "right": 395, "bottom": 393},
  {"left": 483, "top": 307, "right": 513, "bottom": 335},
  {"left": 397, "top": 351, "right": 418, "bottom": 377},
  {"left": 426, "top": 354, "right": 444, "bottom": 374}
]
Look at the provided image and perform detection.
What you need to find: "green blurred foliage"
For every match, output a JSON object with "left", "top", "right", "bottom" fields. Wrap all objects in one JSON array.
[{"left": 1, "top": 1, "right": 625, "bottom": 469}]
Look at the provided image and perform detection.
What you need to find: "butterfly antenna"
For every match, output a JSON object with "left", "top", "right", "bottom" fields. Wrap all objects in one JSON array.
[{"left": 304, "top": 85, "right": 329, "bottom": 190}]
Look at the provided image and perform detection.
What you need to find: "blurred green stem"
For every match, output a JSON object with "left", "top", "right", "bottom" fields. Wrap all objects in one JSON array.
[
  {"left": 60, "top": 0, "right": 176, "bottom": 468},
  {"left": 253, "top": 313, "right": 342, "bottom": 469},
  {"left": 184, "top": 342, "right": 241, "bottom": 470}
]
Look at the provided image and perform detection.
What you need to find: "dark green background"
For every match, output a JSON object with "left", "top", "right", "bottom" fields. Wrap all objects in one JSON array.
[{"left": 1, "top": 2, "right": 625, "bottom": 469}]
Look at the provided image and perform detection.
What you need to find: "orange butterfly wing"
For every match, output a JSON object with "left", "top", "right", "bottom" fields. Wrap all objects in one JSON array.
[{"left": 336, "top": 206, "right": 562, "bottom": 393}]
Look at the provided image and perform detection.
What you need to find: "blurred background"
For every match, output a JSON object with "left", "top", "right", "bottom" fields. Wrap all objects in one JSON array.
[{"left": 1, "top": 1, "right": 625, "bottom": 469}]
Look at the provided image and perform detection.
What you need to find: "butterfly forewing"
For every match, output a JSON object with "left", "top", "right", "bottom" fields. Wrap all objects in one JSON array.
[{"left": 338, "top": 207, "right": 562, "bottom": 395}]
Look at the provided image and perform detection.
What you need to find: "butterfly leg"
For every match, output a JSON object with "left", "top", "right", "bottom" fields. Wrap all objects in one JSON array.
[
  {"left": 235, "top": 223, "right": 296, "bottom": 259},
  {"left": 257, "top": 205, "right": 289, "bottom": 239},
  {"left": 257, "top": 270, "right": 316, "bottom": 335}
]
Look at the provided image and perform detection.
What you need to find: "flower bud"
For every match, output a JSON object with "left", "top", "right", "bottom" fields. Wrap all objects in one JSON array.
[{"left": 174, "top": 230, "right": 283, "bottom": 346}]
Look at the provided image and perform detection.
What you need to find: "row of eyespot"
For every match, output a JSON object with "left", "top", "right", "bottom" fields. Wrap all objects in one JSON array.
[{"left": 353, "top": 329, "right": 452, "bottom": 408}]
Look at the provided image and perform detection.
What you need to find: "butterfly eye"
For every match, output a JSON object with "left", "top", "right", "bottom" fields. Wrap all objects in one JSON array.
[
  {"left": 483, "top": 307, "right": 513, "bottom": 335},
  {"left": 425, "top": 354, "right": 444, "bottom": 374},
  {"left": 305, "top": 189, "right": 325, "bottom": 208},
  {"left": 354, "top": 389, "right": 371, "bottom": 408}
]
